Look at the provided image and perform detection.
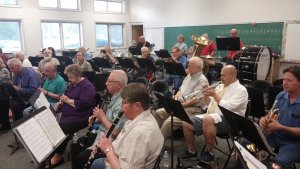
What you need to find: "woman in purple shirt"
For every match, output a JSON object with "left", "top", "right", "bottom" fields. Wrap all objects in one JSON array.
[{"left": 49, "top": 64, "right": 96, "bottom": 168}]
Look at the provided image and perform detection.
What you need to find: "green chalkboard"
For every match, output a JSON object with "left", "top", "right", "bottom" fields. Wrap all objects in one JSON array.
[{"left": 164, "top": 22, "right": 284, "bottom": 57}]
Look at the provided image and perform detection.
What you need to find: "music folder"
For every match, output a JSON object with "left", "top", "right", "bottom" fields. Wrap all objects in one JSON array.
[
  {"left": 216, "top": 37, "right": 241, "bottom": 51},
  {"left": 218, "top": 106, "right": 275, "bottom": 156},
  {"left": 163, "top": 62, "right": 187, "bottom": 77},
  {"left": 116, "top": 57, "right": 137, "bottom": 69},
  {"left": 12, "top": 106, "right": 67, "bottom": 165},
  {"left": 136, "top": 58, "right": 158, "bottom": 71},
  {"left": 154, "top": 49, "right": 171, "bottom": 58},
  {"left": 154, "top": 93, "right": 193, "bottom": 125}
]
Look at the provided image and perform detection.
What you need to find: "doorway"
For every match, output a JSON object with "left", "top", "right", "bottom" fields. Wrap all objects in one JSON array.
[{"left": 132, "top": 25, "right": 143, "bottom": 44}]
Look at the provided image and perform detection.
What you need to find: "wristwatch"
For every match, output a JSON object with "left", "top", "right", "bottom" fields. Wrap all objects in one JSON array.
[{"left": 105, "top": 147, "right": 112, "bottom": 154}]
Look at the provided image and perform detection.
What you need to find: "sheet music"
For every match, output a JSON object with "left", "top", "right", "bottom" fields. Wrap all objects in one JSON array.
[
  {"left": 15, "top": 118, "right": 53, "bottom": 163},
  {"left": 234, "top": 141, "right": 267, "bottom": 169},
  {"left": 35, "top": 108, "right": 65, "bottom": 146},
  {"left": 34, "top": 92, "right": 50, "bottom": 109}
]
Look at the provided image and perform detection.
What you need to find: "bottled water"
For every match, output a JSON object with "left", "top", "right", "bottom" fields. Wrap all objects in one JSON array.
[
  {"left": 73, "top": 133, "right": 79, "bottom": 144},
  {"left": 161, "top": 151, "right": 170, "bottom": 169}
]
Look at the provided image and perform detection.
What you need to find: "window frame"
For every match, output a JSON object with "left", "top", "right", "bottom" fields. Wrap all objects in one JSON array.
[
  {"left": 95, "top": 23, "right": 124, "bottom": 48},
  {"left": 94, "top": 0, "right": 125, "bottom": 14},
  {"left": 0, "top": 19, "right": 23, "bottom": 52},
  {"left": 38, "top": 0, "right": 81, "bottom": 11},
  {"left": 41, "top": 20, "right": 83, "bottom": 50},
  {"left": 0, "top": 0, "right": 18, "bottom": 6}
]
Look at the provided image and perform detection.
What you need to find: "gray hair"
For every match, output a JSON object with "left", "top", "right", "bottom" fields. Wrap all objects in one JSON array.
[
  {"left": 111, "top": 69, "right": 128, "bottom": 86},
  {"left": 189, "top": 57, "right": 203, "bottom": 69},
  {"left": 7, "top": 58, "right": 22, "bottom": 67}
]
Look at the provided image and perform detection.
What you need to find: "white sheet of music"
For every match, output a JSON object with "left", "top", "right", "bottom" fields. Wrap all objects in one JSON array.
[
  {"left": 234, "top": 141, "right": 267, "bottom": 169},
  {"left": 35, "top": 108, "right": 65, "bottom": 146},
  {"left": 16, "top": 118, "right": 53, "bottom": 163},
  {"left": 34, "top": 92, "right": 50, "bottom": 109}
]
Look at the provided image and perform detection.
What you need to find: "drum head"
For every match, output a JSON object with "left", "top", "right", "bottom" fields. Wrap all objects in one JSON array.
[{"left": 257, "top": 47, "right": 271, "bottom": 80}]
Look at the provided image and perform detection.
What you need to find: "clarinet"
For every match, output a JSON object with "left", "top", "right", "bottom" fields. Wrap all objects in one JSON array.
[{"left": 83, "top": 111, "right": 124, "bottom": 169}]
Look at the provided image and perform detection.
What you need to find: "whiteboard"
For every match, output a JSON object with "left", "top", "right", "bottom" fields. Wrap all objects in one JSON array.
[
  {"left": 144, "top": 27, "right": 164, "bottom": 53},
  {"left": 284, "top": 23, "right": 300, "bottom": 61}
]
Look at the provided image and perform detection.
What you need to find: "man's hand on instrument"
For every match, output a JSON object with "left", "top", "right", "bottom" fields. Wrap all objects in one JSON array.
[{"left": 93, "top": 107, "right": 105, "bottom": 122}]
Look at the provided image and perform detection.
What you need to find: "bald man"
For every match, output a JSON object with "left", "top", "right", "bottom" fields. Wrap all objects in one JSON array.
[
  {"left": 136, "top": 36, "right": 150, "bottom": 55},
  {"left": 15, "top": 51, "right": 32, "bottom": 67},
  {"left": 227, "top": 28, "right": 244, "bottom": 62},
  {"left": 180, "top": 65, "right": 248, "bottom": 163}
]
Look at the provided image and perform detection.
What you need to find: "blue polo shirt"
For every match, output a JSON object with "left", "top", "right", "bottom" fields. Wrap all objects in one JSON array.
[{"left": 275, "top": 91, "right": 300, "bottom": 142}]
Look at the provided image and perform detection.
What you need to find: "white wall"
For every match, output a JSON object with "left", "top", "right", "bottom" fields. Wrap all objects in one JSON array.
[
  {"left": 129, "top": 0, "right": 300, "bottom": 27},
  {"left": 0, "top": 0, "right": 130, "bottom": 56}
]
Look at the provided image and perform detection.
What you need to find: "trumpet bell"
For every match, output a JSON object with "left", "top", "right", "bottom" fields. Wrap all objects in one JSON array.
[{"left": 191, "top": 35, "right": 209, "bottom": 45}]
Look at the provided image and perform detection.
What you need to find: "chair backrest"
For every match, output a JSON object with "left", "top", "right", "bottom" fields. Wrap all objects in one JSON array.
[
  {"left": 267, "top": 86, "right": 283, "bottom": 110},
  {"left": 251, "top": 80, "right": 272, "bottom": 93},
  {"left": 246, "top": 87, "right": 266, "bottom": 120}
]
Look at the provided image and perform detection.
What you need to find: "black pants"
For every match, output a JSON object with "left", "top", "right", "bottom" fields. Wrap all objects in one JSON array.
[
  {"left": 54, "top": 121, "right": 87, "bottom": 155},
  {"left": 73, "top": 149, "right": 92, "bottom": 169},
  {"left": 0, "top": 99, "right": 10, "bottom": 129}
]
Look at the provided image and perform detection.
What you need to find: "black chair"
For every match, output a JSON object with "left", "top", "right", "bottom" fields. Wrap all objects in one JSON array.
[
  {"left": 251, "top": 80, "right": 273, "bottom": 94},
  {"left": 273, "top": 78, "right": 283, "bottom": 87},
  {"left": 246, "top": 87, "right": 266, "bottom": 122},
  {"left": 151, "top": 80, "right": 169, "bottom": 95},
  {"left": 267, "top": 86, "right": 283, "bottom": 110}
]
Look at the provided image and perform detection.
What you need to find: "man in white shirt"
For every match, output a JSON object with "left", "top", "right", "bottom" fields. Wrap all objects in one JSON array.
[
  {"left": 181, "top": 65, "right": 248, "bottom": 163},
  {"left": 15, "top": 51, "right": 32, "bottom": 67}
]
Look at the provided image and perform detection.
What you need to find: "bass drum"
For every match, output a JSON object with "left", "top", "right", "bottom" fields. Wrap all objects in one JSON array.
[{"left": 237, "top": 46, "right": 272, "bottom": 82}]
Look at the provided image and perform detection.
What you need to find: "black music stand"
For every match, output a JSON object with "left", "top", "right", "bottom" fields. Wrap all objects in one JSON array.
[
  {"left": 129, "top": 47, "right": 141, "bottom": 55},
  {"left": 93, "top": 57, "right": 112, "bottom": 69},
  {"left": 163, "top": 62, "right": 187, "bottom": 77},
  {"left": 155, "top": 49, "right": 171, "bottom": 59},
  {"left": 219, "top": 106, "right": 275, "bottom": 156},
  {"left": 54, "top": 56, "right": 73, "bottom": 66},
  {"left": 155, "top": 93, "right": 193, "bottom": 169},
  {"left": 136, "top": 58, "right": 158, "bottom": 72},
  {"left": 216, "top": 37, "right": 241, "bottom": 51},
  {"left": 0, "top": 84, "right": 25, "bottom": 155},
  {"left": 116, "top": 57, "right": 137, "bottom": 69}
]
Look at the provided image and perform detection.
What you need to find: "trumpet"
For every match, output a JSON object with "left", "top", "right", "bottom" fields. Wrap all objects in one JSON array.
[
  {"left": 266, "top": 100, "right": 280, "bottom": 122},
  {"left": 182, "top": 81, "right": 221, "bottom": 100}
]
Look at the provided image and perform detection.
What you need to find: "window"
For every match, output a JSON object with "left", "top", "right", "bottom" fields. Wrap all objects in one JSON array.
[
  {"left": 0, "top": 0, "right": 17, "bottom": 5},
  {"left": 0, "top": 20, "right": 22, "bottom": 52},
  {"left": 94, "top": 0, "right": 123, "bottom": 13},
  {"left": 41, "top": 21, "right": 81, "bottom": 49},
  {"left": 39, "top": 0, "right": 79, "bottom": 10},
  {"left": 96, "top": 24, "right": 123, "bottom": 48}
]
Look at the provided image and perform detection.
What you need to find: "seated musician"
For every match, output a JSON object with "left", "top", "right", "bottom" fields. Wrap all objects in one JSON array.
[
  {"left": 48, "top": 64, "right": 96, "bottom": 168},
  {"left": 136, "top": 36, "right": 151, "bottom": 54},
  {"left": 133, "top": 46, "right": 155, "bottom": 80},
  {"left": 38, "top": 48, "right": 60, "bottom": 76},
  {"left": 15, "top": 51, "right": 32, "bottom": 67},
  {"left": 242, "top": 66, "right": 300, "bottom": 169},
  {"left": 76, "top": 51, "right": 93, "bottom": 72},
  {"left": 227, "top": 28, "right": 243, "bottom": 64},
  {"left": 0, "top": 58, "right": 11, "bottom": 132},
  {"left": 89, "top": 83, "right": 164, "bottom": 169},
  {"left": 99, "top": 45, "right": 117, "bottom": 65},
  {"left": 174, "top": 34, "right": 188, "bottom": 58},
  {"left": 180, "top": 65, "right": 248, "bottom": 163},
  {"left": 23, "top": 62, "right": 67, "bottom": 116},
  {"left": 164, "top": 46, "right": 187, "bottom": 93},
  {"left": 78, "top": 46, "right": 93, "bottom": 60},
  {"left": 74, "top": 70, "right": 128, "bottom": 169},
  {"left": 6, "top": 58, "right": 41, "bottom": 120},
  {"left": 154, "top": 57, "right": 208, "bottom": 139}
]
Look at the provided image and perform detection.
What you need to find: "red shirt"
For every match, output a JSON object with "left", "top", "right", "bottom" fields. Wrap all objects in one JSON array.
[
  {"left": 200, "top": 41, "right": 216, "bottom": 56},
  {"left": 227, "top": 40, "right": 244, "bottom": 60}
]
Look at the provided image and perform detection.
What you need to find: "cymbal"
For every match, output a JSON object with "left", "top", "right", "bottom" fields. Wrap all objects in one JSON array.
[{"left": 200, "top": 55, "right": 215, "bottom": 59}]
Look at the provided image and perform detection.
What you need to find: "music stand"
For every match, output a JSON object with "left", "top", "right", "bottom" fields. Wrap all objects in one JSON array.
[
  {"left": 155, "top": 93, "right": 193, "bottom": 169},
  {"left": 28, "top": 90, "right": 56, "bottom": 114},
  {"left": 116, "top": 57, "right": 137, "bottom": 69},
  {"left": 54, "top": 56, "right": 73, "bottom": 67},
  {"left": 93, "top": 57, "right": 112, "bottom": 69},
  {"left": 0, "top": 84, "right": 25, "bottom": 155},
  {"left": 216, "top": 37, "right": 241, "bottom": 51},
  {"left": 163, "top": 62, "right": 187, "bottom": 77},
  {"left": 218, "top": 106, "right": 275, "bottom": 156},
  {"left": 129, "top": 46, "right": 141, "bottom": 55},
  {"left": 154, "top": 49, "right": 171, "bottom": 59},
  {"left": 136, "top": 58, "right": 158, "bottom": 72}
]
